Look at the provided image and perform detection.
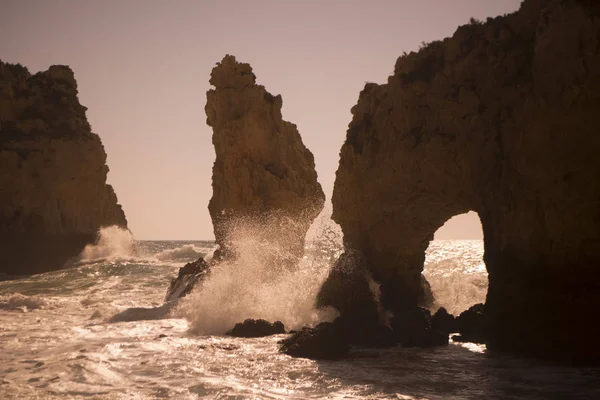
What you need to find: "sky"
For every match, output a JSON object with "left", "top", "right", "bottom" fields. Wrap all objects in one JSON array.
[{"left": 1, "top": 0, "right": 520, "bottom": 240}]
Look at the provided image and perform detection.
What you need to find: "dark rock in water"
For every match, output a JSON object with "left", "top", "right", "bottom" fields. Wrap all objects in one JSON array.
[
  {"left": 226, "top": 319, "right": 285, "bottom": 338},
  {"left": 431, "top": 307, "right": 458, "bottom": 335},
  {"left": 316, "top": 251, "right": 399, "bottom": 348},
  {"left": 316, "top": 251, "right": 380, "bottom": 325},
  {"left": 455, "top": 303, "right": 486, "bottom": 344},
  {"left": 391, "top": 307, "right": 448, "bottom": 347},
  {"left": 164, "top": 257, "right": 209, "bottom": 302},
  {"left": 279, "top": 322, "right": 349, "bottom": 360}
]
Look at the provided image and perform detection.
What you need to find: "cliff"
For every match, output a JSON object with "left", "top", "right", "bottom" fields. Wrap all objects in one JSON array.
[
  {"left": 0, "top": 62, "right": 127, "bottom": 275},
  {"left": 205, "top": 55, "right": 325, "bottom": 266},
  {"left": 327, "top": 0, "right": 600, "bottom": 363}
]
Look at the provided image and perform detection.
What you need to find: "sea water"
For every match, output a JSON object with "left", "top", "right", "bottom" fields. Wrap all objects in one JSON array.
[{"left": 1, "top": 229, "right": 599, "bottom": 399}]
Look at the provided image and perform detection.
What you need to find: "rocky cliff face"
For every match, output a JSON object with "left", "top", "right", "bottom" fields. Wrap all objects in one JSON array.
[
  {"left": 205, "top": 55, "right": 325, "bottom": 266},
  {"left": 0, "top": 62, "right": 127, "bottom": 275},
  {"left": 328, "top": 0, "right": 600, "bottom": 363}
]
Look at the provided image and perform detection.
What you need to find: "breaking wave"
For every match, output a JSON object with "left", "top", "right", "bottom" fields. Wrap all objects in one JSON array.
[
  {"left": 155, "top": 244, "right": 205, "bottom": 263},
  {"left": 177, "top": 209, "right": 342, "bottom": 334}
]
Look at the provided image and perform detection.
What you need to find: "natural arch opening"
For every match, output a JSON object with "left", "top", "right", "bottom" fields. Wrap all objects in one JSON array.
[{"left": 423, "top": 212, "right": 488, "bottom": 316}]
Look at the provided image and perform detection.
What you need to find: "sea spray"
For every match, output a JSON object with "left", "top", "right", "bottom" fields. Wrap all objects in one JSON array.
[
  {"left": 177, "top": 209, "right": 343, "bottom": 334},
  {"left": 78, "top": 226, "right": 136, "bottom": 262}
]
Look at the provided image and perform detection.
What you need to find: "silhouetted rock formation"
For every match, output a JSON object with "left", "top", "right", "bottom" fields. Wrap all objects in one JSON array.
[
  {"left": 0, "top": 62, "right": 127, "bottom": 275},
  {"left": 452, "top": 303, "right": 486, "bottom": 344},
  {"left": 205, "top": 55, "right": 325, "bottom": 266},
  {"left": 226, "top": 319, "right": 285, "bottom": 337},
  {"left": 431, "top": 307, "right": 458, "bottom": 335},
  {"left": 329, "top": 0, "right": 600, "bottom": 363},
  {"left": 165, "top": 257, "right": 209, "bottom": 302}
]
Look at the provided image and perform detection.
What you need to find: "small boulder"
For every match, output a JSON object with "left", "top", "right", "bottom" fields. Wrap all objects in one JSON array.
[
  {"left": 226, "top": 319, "right": 285, "bottom": 338},
  {"left": 279, "top": 322, "right": 349, "bottom": 360},
  {"left": 164, "top": 257, "right": 209, "bottom": 302},
  {"left": 454, "top": 303, "right": 486, "bottom": 343},
  {"left": 431, "top": 307, "right": 458, "bottom": 335}
]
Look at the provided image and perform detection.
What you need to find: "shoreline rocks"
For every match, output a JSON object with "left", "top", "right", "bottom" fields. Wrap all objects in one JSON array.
[{"left": 0, "top": 61, "right": 127, "bottom": 275}]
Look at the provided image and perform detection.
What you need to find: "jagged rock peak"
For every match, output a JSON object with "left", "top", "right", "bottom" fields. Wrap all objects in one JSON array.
[{"left": 209, "top": 54, "right": 256, "bottom": 89}]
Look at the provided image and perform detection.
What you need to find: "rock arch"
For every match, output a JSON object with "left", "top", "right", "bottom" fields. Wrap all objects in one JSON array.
[{"left": 328, "top": 0, "right": 600, "bottom": 363}]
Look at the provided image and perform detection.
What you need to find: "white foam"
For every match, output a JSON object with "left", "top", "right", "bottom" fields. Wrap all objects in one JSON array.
[
  {"left": 0, "top": 293, "right": 48, "bottom": 311},
  {"left": 155, "top": 244, "right": 205, "bottom": 263},
  {"left": 78, "top": 226, "right": 135, "bottom": 262},
  {"left": 177, "top": 211, "right": 342, "bottom": 334}
]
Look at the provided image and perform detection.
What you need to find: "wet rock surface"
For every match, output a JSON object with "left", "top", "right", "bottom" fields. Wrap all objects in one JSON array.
[
  {"left": 164, "top": 257, "right": 209, "bottom": 302},
  {"left": 226, "top": 319, "right": 285, "bottom": 338},
  {"left": 279, "top": 322, "right": 350, "bottom": 360},
  {"left": 0, "top": 61, "right": 127, "bottom": 275}
]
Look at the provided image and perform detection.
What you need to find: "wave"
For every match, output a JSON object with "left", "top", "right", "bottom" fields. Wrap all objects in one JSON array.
[
  {"left": 176, "top": 212, "right": 342, "bottom": 335},
  {"left": 155, "top": 244, "right": 206, "bottom": 263},
  {"left": 0, "top": 293, "right": 48, "bottom": 311},
  {"left": 77, "top": 226, "right": 136, "bottom": 263}
]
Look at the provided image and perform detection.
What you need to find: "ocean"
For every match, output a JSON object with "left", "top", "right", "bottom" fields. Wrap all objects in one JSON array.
[{"left": 1, "top": 228, "right": 599, "bottom": 399}]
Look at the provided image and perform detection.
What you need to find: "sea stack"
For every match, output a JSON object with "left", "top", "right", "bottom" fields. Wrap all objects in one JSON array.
[
  {"left": 205, "top": 55, "right": 325, "bottom": 267},
  {"left": 326, "top": 0, "right": 600, "bottom": 363},
  {"left": 0, "top": 62, "right": 127, "bottom": 275}
]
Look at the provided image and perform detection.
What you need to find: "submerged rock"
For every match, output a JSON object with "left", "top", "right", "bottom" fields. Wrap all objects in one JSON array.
[
  {"left": 330, "top": 0, "right": 600, "bottom": 363},
  {"left": 226, "top": 319, "right": 285, "bottom": 338},
  {"left": 279, "top": 322, "right": 349, "bottom": 360},
  {"left": 0, "top": 61, "right": 127, "bottom": 275},
  {"left": 205, "top": 55, "right": 325, "bottom": 267},
  {"left": 164, "top": 257, "right": 209, "bottom": 302}
]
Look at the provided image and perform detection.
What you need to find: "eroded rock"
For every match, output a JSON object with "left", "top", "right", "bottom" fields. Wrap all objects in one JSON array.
[
  {"left": 0, "top": 62, "right": 127, "bottom": 275},
  {"left": 205, "top": 55, "right": 325, "bottom": 267},
  {"left": 330, "top": 0, "right": 600, "bottom": 363}
]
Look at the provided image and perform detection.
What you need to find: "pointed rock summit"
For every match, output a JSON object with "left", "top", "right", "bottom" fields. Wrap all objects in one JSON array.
[
  {"left": 0, "top": 61, "right": 127, "bottom": 275},
  {"left": 205, "top": 55, "right": 325, "bottom": 265}
]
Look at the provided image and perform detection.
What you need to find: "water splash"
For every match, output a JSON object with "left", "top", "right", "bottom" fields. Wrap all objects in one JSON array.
[
  {"left": 78, "top": 226, "right": 135, "bottom": 262},
  {"left": 177, "top": 209, "right": 343, "bottom": 334}
]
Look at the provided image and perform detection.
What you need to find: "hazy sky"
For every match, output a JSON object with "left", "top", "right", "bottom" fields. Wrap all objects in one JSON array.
[{"left": 1, "top": 0, "right": 519, "bottom": 239}]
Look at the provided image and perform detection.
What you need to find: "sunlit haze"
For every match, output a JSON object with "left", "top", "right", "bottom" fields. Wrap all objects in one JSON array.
[{"left": 1, "top": 0, "right": 519, "bottom": 239}]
